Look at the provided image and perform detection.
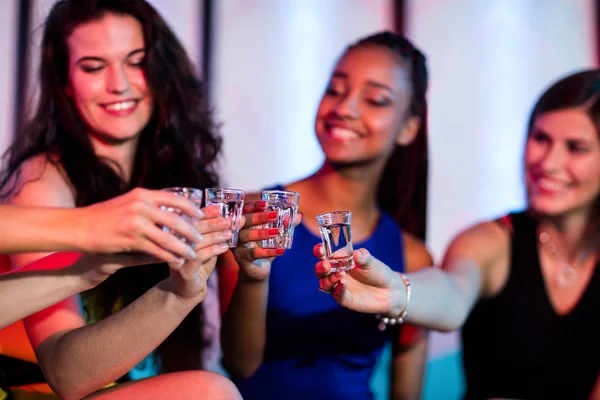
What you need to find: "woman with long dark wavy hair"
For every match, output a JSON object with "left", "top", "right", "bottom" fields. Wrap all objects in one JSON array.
[
  {"left": 0, "top": 0, "right": 240, "bottom": 398},
  {"left": 219, "top": 31, "right": 432, "bottom": 399}
]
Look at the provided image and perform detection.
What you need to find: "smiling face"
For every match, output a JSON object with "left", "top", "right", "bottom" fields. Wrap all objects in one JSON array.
[
  {"left": 525, "top": 108, "right": 600, "bottom": 218},
  {"left": 314, "top": 44, "right": 419, "bottom": 166},
  {"left": 66, "top": 12, "right": 153, "bottom": 144}
]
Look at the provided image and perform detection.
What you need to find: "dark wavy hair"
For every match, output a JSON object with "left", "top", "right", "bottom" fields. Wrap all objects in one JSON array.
[
  {"left": 345, "top": 31, "right": 429, "bottom": 241},
  {"left": 526, "top": 69, "right": 600, "bottom": 235},
  {"left": 0, "top": 0, "right": 221, "bottom": 375}
]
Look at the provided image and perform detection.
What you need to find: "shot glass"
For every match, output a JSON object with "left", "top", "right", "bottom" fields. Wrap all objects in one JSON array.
[
  {"left": 260, "top": 190, "right": 300, "bottom": 249},
  {"left": 160, "top": 187, "right": 203, "bottom": 248},
  {"left": 204, "top": 188, "right": 245, "bottom": 247},
  {"left": 316, "top": 210, "right": 355, "bottom": 272}
]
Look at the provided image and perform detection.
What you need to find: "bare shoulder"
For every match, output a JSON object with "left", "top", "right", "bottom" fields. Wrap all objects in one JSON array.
[
  {"left": 5, "top": 153, "right": 75, "bottom": 207},
  {"left": 442, "top": 218, "right": 511, "bottom": 277},
  {"left": 402, "top": 232, "right": 434, "bottom": 272},
  {"left": 7, "top": 154, "right": 76, "bottom": 270}
]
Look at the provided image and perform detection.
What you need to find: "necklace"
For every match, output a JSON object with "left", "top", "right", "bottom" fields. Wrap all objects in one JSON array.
[{"left": 539, "top": 232, "right": 581, "bottom": 288}]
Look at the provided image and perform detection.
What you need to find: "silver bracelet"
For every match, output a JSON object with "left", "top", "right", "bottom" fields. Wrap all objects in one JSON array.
[{"left": 376, "top": 272, "right": 411, "bottom": 331}]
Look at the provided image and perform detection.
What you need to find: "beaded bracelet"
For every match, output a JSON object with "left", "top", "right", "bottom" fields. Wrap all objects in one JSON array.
[{"left": 376, "top": 272, "right": 411, "bottom": 331}]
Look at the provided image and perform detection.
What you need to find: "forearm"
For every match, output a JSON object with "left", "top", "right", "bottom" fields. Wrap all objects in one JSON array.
[
  {"left": 393, "top": 261, "right": 480, "bottom": 332},
  {"left": 221, "top": 275, "right": 269, "bottom": 377},
  {"left": 391, "top": 332, "right": 428, "bottom": 400},
  {"left": 0, "top": 267, "right": 81, "bottom": 329},
  {"left": 0, "top": 206, "right": 82, "bottom": 253},
  {"left": 37, "top": 280, "right": 198, "bottom": 400}
]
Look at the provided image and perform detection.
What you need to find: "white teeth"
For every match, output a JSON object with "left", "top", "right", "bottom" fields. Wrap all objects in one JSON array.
[
  {"left": 105, "top": 100, "right": 136, "bottom": 111},
  {"left": 329, "top": 127, "right": 360, "bottom": 141},
  {"left": 536, "top": 178, "right": 566, "bottom": 191}
]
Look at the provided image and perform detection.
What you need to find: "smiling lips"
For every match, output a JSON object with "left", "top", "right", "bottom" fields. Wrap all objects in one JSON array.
[
  {"left": 101, "top": 99, "right": 140, "bottom": 117},
  {"left": 530, "top": 175, "right": 570, "bottom": 195},
  {"left": 325, "top": 124, "right": 364, "bottom": 142}
]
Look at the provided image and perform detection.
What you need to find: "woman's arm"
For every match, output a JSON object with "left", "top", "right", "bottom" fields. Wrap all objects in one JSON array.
[
  {"left": 220, "top": 199, "right": 283, "bottom": 378},
  {"left": 0, "top": 253, "right": 84, "bottom": 330},
  {"left": 315, "top": 220, "right": 509, "bottom": 332},
  {"left": 390, "top": 233, "right": 432, "bottom": 400},
  {"left": 23, "top": 208, "right": 231, "bottom": 400},
  {"left": 0, "top": 156, "right": 205, "bottom": 327},
  {"left": 7, "top": 157, "right": 231, "bottom": 399},
  {"left": 0, "top": 189, "right": 203, "bottom": 261}
]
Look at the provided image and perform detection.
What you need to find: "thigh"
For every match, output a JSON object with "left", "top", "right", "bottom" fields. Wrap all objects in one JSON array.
[{"left": 85, "top": 371, "right": 241, "bottom": 400}]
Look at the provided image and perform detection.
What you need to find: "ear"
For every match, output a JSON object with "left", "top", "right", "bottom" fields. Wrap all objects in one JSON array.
[{"left": 396, "top": 116, "right": 421, "bottom": 146}]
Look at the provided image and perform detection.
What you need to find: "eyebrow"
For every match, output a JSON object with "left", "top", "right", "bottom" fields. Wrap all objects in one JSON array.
[
  {"left": 331, "top": 71, "right": 395, "bottom": 94},
  {"left": 75, "top": 48, "right": 146, "bottom": 65},
  {"left": 533, "top": 128, "right": 593, "bottom": 143}
]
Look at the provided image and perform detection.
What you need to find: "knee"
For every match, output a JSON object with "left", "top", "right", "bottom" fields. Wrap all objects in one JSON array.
[{"left": 174, "top": 371, "right": 241, "bottom": 400}]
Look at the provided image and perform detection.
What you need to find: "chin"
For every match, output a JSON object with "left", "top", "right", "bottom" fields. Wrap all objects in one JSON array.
[
  {"left": 529, "top": 197, "right": 593, "bottom": 218},
  {"left": 93, "top": 127, "right": 144, "bottom": 144}
]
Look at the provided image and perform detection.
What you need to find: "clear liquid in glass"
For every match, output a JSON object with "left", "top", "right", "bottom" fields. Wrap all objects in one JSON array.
[
  {"left": 213, "top": 199, "right": 244, "bottom": 247},
  {"left": 319, "top": 222, "right": 355, "bottom": 272}
]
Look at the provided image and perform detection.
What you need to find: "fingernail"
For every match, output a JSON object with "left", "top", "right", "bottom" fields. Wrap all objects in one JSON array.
[
  {"left": 275, "top": 249, "right": 285, "bottom": 255},
  {"left": 267, "top": 228, "right": 279, "bottom": 235},
  {"left": 221, "top": 231, "right": 233, "bottom": 239},
  {"left": 267, "top": 211, "right": 278, "bottom": 219},
  {"left": 219, "top": 242, "right": 229, "bottom": 249},
  {"left": 195, "top": 233, "right": 203, "bottom": 242},
  {"left": 334, "top": 271, "right": 343, "bottom": 279},
  {"left": 258, "top": 200, "right": 267, "bottom": 208},
  {"left": 195, "top": 208, "right": 204, "bottom": 218},
  {"left": 188, "top": 249, "right": 197, "bottom": 259},
  {"left": 362, "top": 250, "right": 369, "bottom": 263}
]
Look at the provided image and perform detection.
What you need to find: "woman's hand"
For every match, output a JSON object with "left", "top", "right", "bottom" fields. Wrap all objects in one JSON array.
[
  {"left": 74, "top": 188, "right": 203, "bottom": 263},
  {"left": 229, "top": 200, "right": 287, "bottom": 282},
  {"left": 166, "top": 205, "right": 233, "bottom": 302},
  {"left": 314, "top": 245, "right": 405, "bottom": 316}
]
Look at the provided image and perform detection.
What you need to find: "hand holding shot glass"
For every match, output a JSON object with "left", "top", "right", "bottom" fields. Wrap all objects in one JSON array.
[
  {"left": 160, "top": 187, "right": 203, "bottom": 248},
  {"left": 316, "top": 211, "right": 355, "bottom": 272},
  {"left": 204, "top": 188, "right": 245, "bottom": 247},
  {"left": 260, "top": 190, "right": 300, "bottom": 249}
]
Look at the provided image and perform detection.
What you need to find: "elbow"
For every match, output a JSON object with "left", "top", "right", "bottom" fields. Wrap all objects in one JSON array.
[
  {"left": 235, "top": 363, "right": 262, "bottom": 379},
  {"left": 436, "top": 299, "right": 470, "bottom": 333},
  {"left": 46, "top": 375, "right": 91, "bottom": 400},
  {"left": 435, "top": 323, "right": 460, "bottom": 333},
  {"left": 41, "top": 359, "right": 96, "bottom": 400},
  {"left": 222, "top": 351, "right": 263, "bottom": 378}
]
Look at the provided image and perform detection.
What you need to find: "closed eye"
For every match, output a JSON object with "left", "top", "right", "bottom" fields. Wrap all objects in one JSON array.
[
  {"left": 366, "top": 98, "right": 391, "bottom": 107},
  {"left": 80, "top": 65, "right": 104, "bottom": 74},
  {"left": 567, "top": 140, "right": 590, "bottom": 153},
  {"left": 531, "top": 131, "right": 550, "bottom": 143}
]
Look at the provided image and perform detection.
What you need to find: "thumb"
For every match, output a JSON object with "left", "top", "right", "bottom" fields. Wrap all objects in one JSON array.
[
  {"left": 197, "top": 257, "right": 218, "bottom": 281},
  {"left": 351, "top": 248, "right": 392, "bottom": 287},
  {"left": 354, "top": 248, "right": 376, "bottom": 270}
]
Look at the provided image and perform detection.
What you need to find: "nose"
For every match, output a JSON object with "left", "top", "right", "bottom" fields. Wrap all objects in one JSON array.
[
  {"left": 333, "top": 93, "right": 359, "bottom": 120},
  {"left": 539, "top": 143, "right": 566, "bottom": 174},
  {"left": 106, "top": 66, "right": 130, "bottom": 94}
]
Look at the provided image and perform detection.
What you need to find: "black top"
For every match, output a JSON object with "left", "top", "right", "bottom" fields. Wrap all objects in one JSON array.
[{"left": 462, "top": 211, "right": 600, "bottom": 400}]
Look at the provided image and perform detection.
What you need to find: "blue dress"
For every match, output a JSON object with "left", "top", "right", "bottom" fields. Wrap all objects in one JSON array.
[{"left": 233, "top": 188, "right": 406, "bottom": 400}]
